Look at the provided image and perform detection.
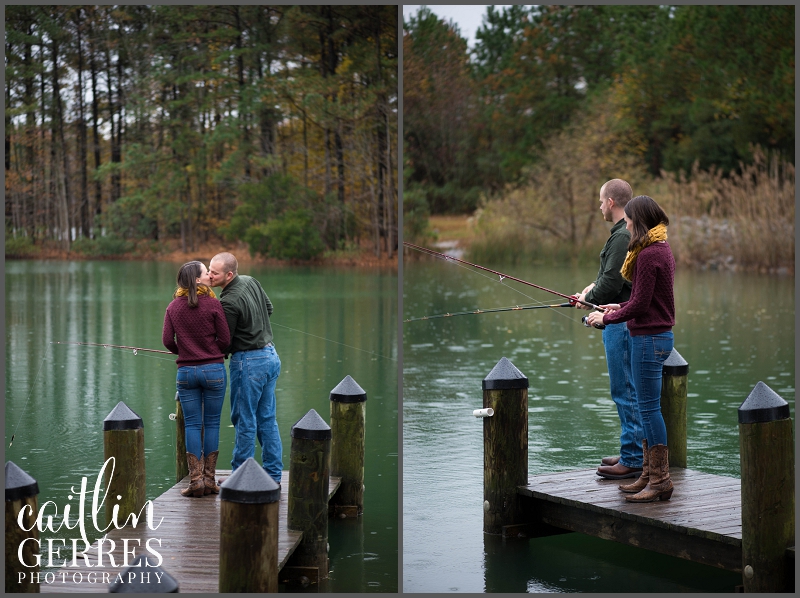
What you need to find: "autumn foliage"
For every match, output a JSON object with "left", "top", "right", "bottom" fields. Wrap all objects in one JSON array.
[
  {"left": 6, "top": 5, "right": 398, "bottom": 260},
  {"left": 403, "top": 5, "right": 794, "bottom": 270}
]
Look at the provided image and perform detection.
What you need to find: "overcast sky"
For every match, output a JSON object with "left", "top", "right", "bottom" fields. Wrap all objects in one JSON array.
[{"left": 403, "top": 5, "right": 513, "bottom": 49}]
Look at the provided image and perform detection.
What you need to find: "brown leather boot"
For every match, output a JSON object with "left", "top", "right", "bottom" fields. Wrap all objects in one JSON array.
[
  {"left": 180, "top": 453, "right": 205, "bottom": 498},
  {"left": 619, "top": 439, "right": 648, "bottom": 493},
  {"left": 203, "top": 450, "right": 220, "bottom": 495},
  {"left": 625, "top": 444, "right": 673, "bottom": 502}
]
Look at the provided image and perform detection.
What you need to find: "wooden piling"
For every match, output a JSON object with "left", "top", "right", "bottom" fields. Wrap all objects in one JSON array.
[
  {"left": 5, "top": 462, "right": 40, "bottom": 593},
  {"left": 102, "top": 402, "right": 146, "bottom": 528},
  {"left": 174, "top": 392, "right": 188, "bottom": 483},
  {"left": 483, "top": 357, "right": 528, "bottom": 536},
  {"left": 661, "top": 348, "right": 688, "bottom": 468},
  {"left": 287, "top": 409, "right": 332, "bottom": 581},
  {"left": 738, "top": 381, "right": 794, "bottom": 593},
  {"left": 329, "top": 375, "right": 366, "bottom": 517},
  {"left": 108, "top": 554, "right": 179, "bottom": 593},
  {"left": 219, "top": 458, "right": 281, "bottom": 593}
]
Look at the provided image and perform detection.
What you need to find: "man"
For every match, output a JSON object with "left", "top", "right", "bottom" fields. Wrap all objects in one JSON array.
[
  {"left": 576, "top": 179, "right": 644, "bottom": 479},
  {"left": 208, "top": 252, "right": 283, "bottom": 485}
]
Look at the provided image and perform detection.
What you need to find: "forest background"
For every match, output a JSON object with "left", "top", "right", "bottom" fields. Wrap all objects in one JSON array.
[
  {"left": 5, "top": 5, "right": 398, "bottom": 263},
  {"left": 403, "top": 5, "right": 794, "bottom": 272}
]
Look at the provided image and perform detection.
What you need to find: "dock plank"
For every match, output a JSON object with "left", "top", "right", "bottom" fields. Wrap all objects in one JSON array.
[
  {"left": 517, "top": 467, "right": 744, "bottom": 571},
  {"left": 40, "top": 471, "right": 340, "bottom": 593}
]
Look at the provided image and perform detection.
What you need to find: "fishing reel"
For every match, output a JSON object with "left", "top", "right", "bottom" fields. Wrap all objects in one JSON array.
[{"left": 582, "top": 315, "right": 605, "bottom": 330}]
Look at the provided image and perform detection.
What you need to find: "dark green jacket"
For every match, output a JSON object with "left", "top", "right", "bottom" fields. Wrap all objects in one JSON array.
[
  {"left": 219, "top": 274, "right": 274, "bottom": 354},
  {"left": 585, "top": 218, "right": 632, "bottom": 306}
]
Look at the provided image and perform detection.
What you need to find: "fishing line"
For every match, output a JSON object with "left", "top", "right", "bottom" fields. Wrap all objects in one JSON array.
[
  {"left": 494, "top": 279, "right": 582, "bottom": 325},
  {"left": 406, "top": 245, "right": 584, "bottom": 325},
  {"left": 405, "top": 242, "right": 600, "bottom": 308},
  {"left": 9, "top": 343, "right": 175, "bottom": 449},
  {"left": 416, "top": 252, "right": 544, "bottom": 305},
  {"left": 405, "top": 302, "right": 573, "bottom": 322},
  {"left": 458, "top": 264, "right": 580, "bottom": 324},
  {"left": 8, "top": 346, "right": 50, "bottom": 449},
  {"left": 272, "top": 322, "right": 397, "bottom": 362}
]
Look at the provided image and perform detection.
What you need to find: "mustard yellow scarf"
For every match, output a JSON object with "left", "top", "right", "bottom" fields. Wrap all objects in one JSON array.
[
  {"left": 174, "top": 285, "right": 216, "bottom": 299},
  {"left": 620, "top": 223, "right": 668, "bottom": 281}
]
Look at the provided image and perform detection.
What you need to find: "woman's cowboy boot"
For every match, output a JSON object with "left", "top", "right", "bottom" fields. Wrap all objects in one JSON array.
[
  {"left": 181, "top": 453, "right": 205, "bottom": 498},
  {"left": 619, "top": 439, "right": 648, "bottom": 494},
  {"left": 203, "top": 450, "right": 220, "bottom": 495},
  {"left": 625, "top": 444, "right": 673, "bottom": 502}
]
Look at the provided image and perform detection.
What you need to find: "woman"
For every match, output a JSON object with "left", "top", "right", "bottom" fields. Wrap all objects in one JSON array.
[
  {"left": 163, "top": 261, "right": 231, "bottom": 498},
  {"left": 586, "top": 195, "right": 675, "bottom": 503}
]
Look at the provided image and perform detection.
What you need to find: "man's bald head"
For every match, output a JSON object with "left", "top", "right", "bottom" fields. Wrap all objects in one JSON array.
[
  {"left": 601, "top": 179, "right": 632, "bottom": 207},
  {"left": 209, "top": 252, "right": 239, "bottom": 289},
  {"left": 211, "top": 252, "right": 238, "bottom": 274}
]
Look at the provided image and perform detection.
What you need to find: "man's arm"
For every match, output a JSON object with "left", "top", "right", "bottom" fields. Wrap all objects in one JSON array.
[
  {"left": 585, "top": 236, "right": 629, "bottom": 306},
  {"left": 219, "top": 296, "right": 239, "bottom": 354},
  {"left": 253, "top": 278, "right": 273, "bottom": 317}
]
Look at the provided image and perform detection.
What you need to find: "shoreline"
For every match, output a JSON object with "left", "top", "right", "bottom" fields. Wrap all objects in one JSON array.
[
  {"left": 420, "top": 214, "right": 794, "bottom": 276},
  {"left": 6, "top": 238, "right": 398, "bottom": 270}
]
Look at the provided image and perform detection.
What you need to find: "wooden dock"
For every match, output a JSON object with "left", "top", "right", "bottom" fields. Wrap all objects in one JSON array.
[
  {"left": 517, "top": 468, "right": 746, "bottom": 571},
  {"left": 40, "top": 471, "right": 340, "bottom": 593},
  {"left": 477, "top": 357, "right": 794, "bottom": 591}
]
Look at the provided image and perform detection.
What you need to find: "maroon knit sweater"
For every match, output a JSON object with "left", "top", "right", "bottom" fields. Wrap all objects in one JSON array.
[
  {"left": 162, "top": 295, "right": 231, "bottom": 366},
  {"left": 602, "top": 242, "right": 675, "bottom": 336}
]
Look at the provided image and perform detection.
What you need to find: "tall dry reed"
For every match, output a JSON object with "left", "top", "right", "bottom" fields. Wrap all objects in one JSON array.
[
  {"left": 659, "top": 146, "right": 794, "bottom": 272},
  {"left": 471, "top": 142, "right": 793, "bottom": 272}
]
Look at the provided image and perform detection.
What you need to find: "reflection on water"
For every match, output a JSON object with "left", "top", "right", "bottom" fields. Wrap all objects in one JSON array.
[
  {"left": 403, "top": 260, "right": 793, "bottom": 593},
  {"left": 5, "top": 261, "right": 398, "bottom": 593}
]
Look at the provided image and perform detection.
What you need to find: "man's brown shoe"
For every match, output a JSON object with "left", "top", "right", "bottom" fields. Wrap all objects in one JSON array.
[{"left": 596, "top": 462, "right": 642, "bottom": 479}]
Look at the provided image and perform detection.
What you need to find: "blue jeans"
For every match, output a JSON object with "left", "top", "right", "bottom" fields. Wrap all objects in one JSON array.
[
  {"left": 603, "top": 323, "right": 644, "bottom": 468},
  {"left": 630, "top": 332, "right": 674, "bottom": 447},
  {"left": 229, "top": 345, "right": 282, "bottom": 482},
  {"left": 176, "top": 363, "right": 227, "bottom": 458}
]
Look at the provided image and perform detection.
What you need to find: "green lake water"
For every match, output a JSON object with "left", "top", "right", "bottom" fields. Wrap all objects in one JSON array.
[
  {"left": 5, "top": 260, "right": 398, "bottom": 592},
  {"left": 402, "top": 259, "right": 794, "bottom": 593},
  {"left": 4, "top": 255, "right": 795, "bottom": 593}
]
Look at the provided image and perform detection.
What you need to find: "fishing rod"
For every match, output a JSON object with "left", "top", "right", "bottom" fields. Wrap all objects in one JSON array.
[
  {"left": 403, "top": 242, "right": 602, "bottom": 310},
  {"left": 405, "top": 302, "right": 573, "bottom": 323},
  {"left": 51, "top": 341, "right": 174, "bottom": 356}
]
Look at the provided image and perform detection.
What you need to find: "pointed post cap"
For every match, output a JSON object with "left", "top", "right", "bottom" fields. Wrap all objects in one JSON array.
[
  {"left": 329, "top": 375, "right": 367, "bottom": 403},
  {"left": 219, "top": 457, "right": 280, "bottom": 504},
  {"left": 482, "top": 357, "right": 529, "bottom": 390},
  {"left": 662, "top": 348, "right": 689, "bottom": 376},
  {"left": 738, "top": 381, "right": 790, "bottom": 424},
  {"left": 103, "top": 401, "right": 143, "bottom": 431},
  {"left": 108, "top": 554, "right": 179, "bottom": 593},
  {"left": 5, "top": 461, "right": 39, "bottom": 501},
  {"left": 291, "top": 408, "right": 332, "bottom": 440}
]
